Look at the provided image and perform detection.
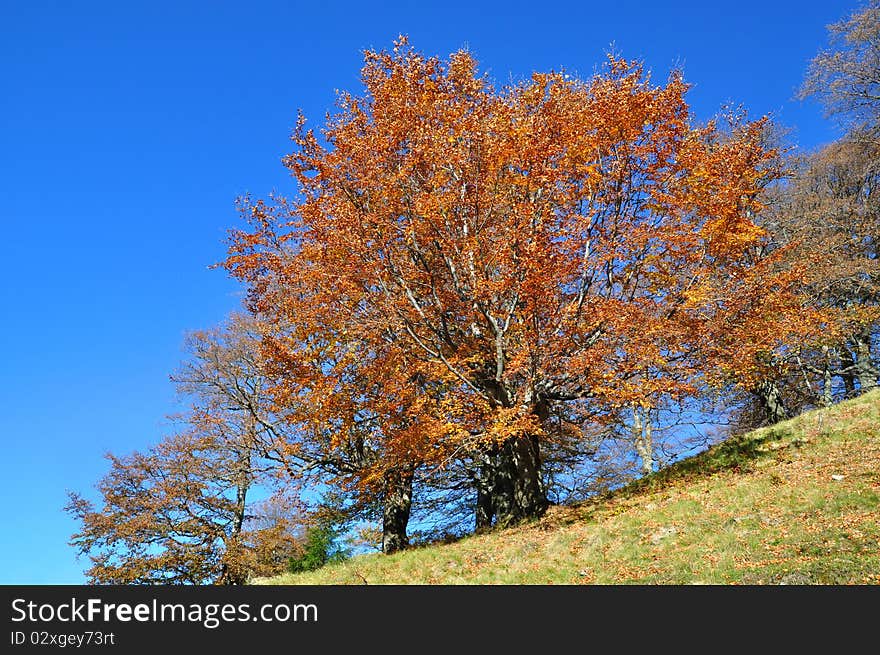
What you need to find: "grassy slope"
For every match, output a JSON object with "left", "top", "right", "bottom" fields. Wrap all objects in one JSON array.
[{"left": 259, "top": 390, "right": 880, "bottom": 585}]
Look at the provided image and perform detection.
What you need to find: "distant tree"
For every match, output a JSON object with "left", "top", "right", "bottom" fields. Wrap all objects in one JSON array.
[
  {"left": 65, "top": 316, "right": 305, "bottom": 584},
  {"left": 769, "top": 140, "right": 879, "bottom": 401},
  {"left": 795, "top": 1, "right": 880, "bottom": 397},
  {"left": 800, "top": 1, "right": 880, "bottom": 139},
  {"left": 65, "top": 432, "right": 303, "bottom": 584}
]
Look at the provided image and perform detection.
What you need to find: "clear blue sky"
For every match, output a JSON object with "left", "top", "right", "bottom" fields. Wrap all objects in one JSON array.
[{"left": 0, "top": 0, "right": 853, "bottom": 584}]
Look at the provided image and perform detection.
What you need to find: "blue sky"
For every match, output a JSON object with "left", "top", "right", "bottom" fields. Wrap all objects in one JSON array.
[{"left": 0, "top": 0, "right": 854, "bottom": 584}]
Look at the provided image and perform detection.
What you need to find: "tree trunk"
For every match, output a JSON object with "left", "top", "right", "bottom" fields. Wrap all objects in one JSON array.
[
  {"left": 632, "top": 405, "right": 654, "bottom": 476},
  {"left": 219, "top": 446, "right": 251, "bottom": 585},
  {"left": 822, "top": 363, "right": 834, "bottom": 407},
  {"left": 474, "top": 466, "right": 494, "bottom": 531},
  {"left": 841, "top": 348, "right": 857, "bottom": 397},
  {"left": 484, "top": 435, "right": 548, "bottom": 528},
  {"left": 381, "top": 469, "right": 413, "bottom": 554},
  {"left": 756, "top": 379, "right": 788, "bottom": 425},
  {"left": 820, "top": 346, "right": 834, "bottom": 407},
  {"left": 853, "top": 330, "right": 877, "bottom": 392}
]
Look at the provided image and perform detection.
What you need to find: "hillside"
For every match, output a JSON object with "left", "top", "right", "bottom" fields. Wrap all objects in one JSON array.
[{"left": 258, "top": 390, "right": 880, "bottom": 584}]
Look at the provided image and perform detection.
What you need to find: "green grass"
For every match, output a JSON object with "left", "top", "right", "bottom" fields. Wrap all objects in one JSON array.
[{"left": 257, "top": 389, "right": 880, "bottom": 585}]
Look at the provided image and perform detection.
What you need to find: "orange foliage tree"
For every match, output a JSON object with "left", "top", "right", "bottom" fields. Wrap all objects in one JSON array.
[
  {"left": 758, "top": 138, "right": 880, "bottom": 410},
  {"left": 225, "top": 39, "right": 810, "bottom": 530},
  {"left": 66, "top": 316, "right": 307, "bottom": 584},
  {"left": 65, "top": 431, "right": 305, "bottom": 585}
]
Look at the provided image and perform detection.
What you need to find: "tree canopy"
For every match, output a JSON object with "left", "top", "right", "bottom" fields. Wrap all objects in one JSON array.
[{"left": 223, "top": 39, "right": 811, "bottom": 531}]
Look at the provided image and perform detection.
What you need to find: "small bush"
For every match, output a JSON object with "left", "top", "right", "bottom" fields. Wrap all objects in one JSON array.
[{"left": 288, "top": 523, "right": 349, "bottom": 574}]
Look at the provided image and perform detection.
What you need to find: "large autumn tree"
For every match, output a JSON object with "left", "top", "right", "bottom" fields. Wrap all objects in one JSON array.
[{"left": 226, "top": 39, "right": 806, "bottom": 528}]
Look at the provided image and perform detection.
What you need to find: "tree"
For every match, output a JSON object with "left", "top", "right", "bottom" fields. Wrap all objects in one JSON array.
[
  {"left": 800, "top": 1, "right": 880, "bottom": 139},
  {"left": 796, "top": 0, "right": 880, "bottom": 396},
  {"left": 66, "top": 316, "right": 306, "bottom": 584},
  {"left": 769, "top": 139, "right": 880, "bottom": 401},
  {"left": 65, "top": 431, "right": 303, "bottom": 584},
  {"left": 715, "top": 1, "right": 880, "bottom": 422},
  {"left": 225, "top": 39, "right": 802, "bottom": 529}
]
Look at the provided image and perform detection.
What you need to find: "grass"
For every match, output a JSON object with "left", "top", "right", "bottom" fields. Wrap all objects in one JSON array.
[{"left": 257, "top": 390, "right": 880, "bottom": 585}]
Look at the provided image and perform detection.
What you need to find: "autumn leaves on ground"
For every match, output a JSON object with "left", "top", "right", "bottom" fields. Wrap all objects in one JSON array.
[{"left": 258, "top": 390, "right": 880, "bottom": 585}]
